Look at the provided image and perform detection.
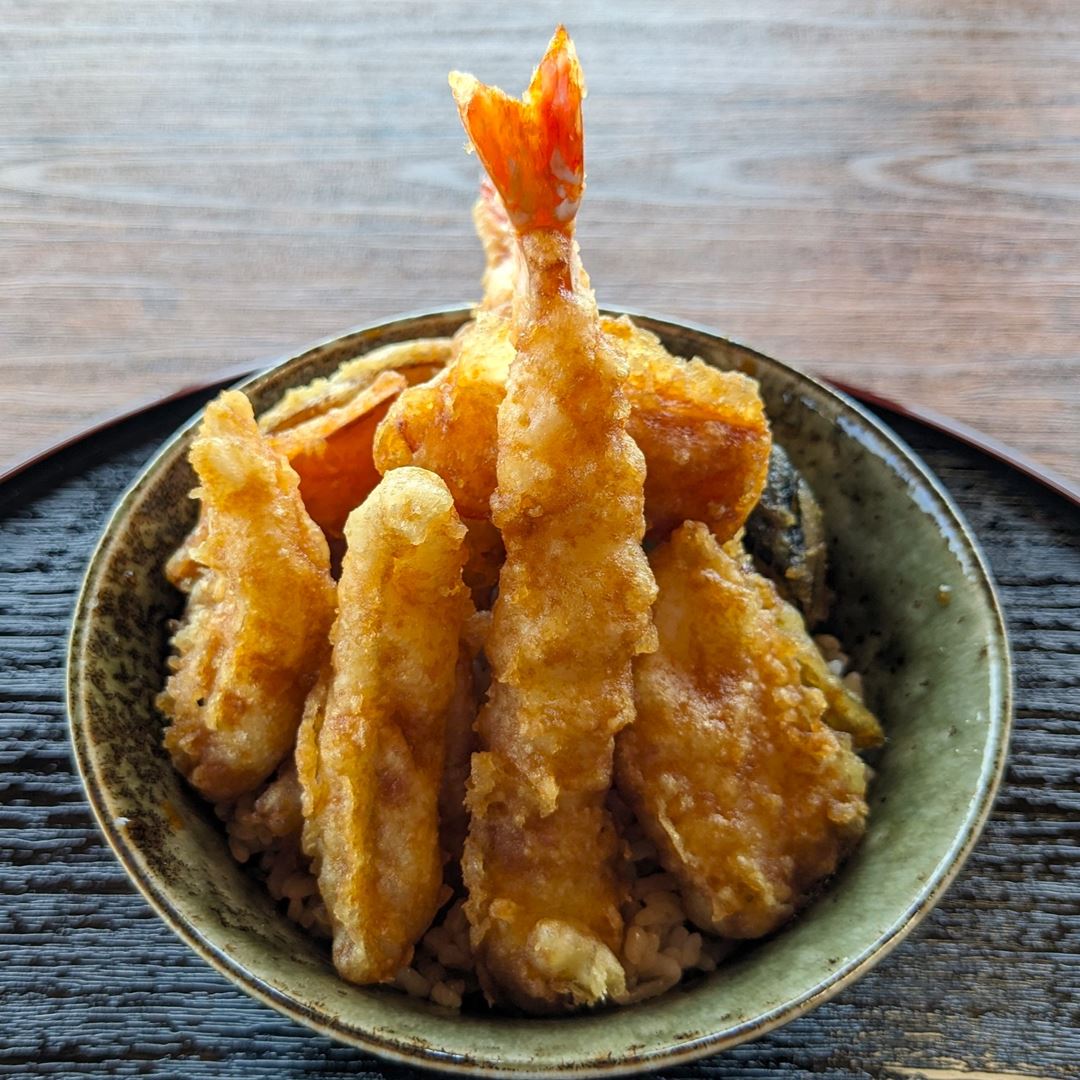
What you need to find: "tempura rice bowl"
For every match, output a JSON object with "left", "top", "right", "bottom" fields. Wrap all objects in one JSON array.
[{"left": 68, "top": 307, "right": 1011, "bottom": 1076}]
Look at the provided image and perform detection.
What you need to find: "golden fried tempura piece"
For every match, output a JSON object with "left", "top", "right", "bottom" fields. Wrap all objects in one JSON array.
[
  {"left": 259, "top": 338, "right": 452, "bottom": 432},
  {"left": 616, "top": 522, "right": 871, "bottom": 940},
  {"left": 374, "top": 315, "right": 508, "bottom": 521},
  {"left": 375, "top": 314, "right": 769, "bottom": 542},
  {"left": 606, "top": 317, "right": 771, "bottom": 540},
  {"left": 474, "top": 178, "right": 516, "bottom": 314},
  {"left": 257, "top": 339, "right": 453, "bottom": 537},
  {"left": 771, "top": 602, "right": 884, "bottom": 750},
  {"left": 296, "top": 467, "right": 473, "bottom": 984},
  {"left": 450, "top": 28, "right": 657, "bottom": 1012},
  {"left": 158, "top": 391, "right": 336, "bottom": 802},
  {"left": 265, "top": 371, "right": 406, "bottom": 537}
]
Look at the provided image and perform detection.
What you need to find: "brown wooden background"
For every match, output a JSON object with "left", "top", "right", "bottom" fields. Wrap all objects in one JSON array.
[{"left": 2, "top": 1, "right": 1078, "bottom": 486}]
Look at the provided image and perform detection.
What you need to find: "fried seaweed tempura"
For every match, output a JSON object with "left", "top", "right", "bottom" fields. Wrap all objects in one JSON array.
[
  {"left": 450, "top": 27, "right": 658, "bottom": 1012},
  {"left": 295, "top": 467, "right": 474, "bottom": 984},
  {"left": 616, "top": 522, "right": 870, "bottom": 940},
  {"left": 158, "top": 390, "right": 336, "bottom": 802}
]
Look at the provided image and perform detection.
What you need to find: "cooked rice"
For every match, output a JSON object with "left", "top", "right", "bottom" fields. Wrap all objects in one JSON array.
[
  {"left": 216, "top": 639, "right": 855, "bottom": 1011},
  {"left": 814, "top": 633, "right": 866, "bottom": 702}
]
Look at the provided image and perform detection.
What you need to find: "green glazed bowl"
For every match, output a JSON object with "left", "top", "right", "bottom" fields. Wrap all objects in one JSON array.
[{"left": 68, "top": 308, "right": 1011, "bottom": 1076}]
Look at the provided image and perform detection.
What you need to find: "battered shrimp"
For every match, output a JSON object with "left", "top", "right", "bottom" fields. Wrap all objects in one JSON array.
[
  {"left": 450, "top": 28, "right": 657, "bottom": 1012},
  {"left": 374, "top": 319, "right": 508, "bottom": 522},
  {"left": 158, "top": 391, "right": 336, "bottom": 802},
  {"left": 473, "top": 178, "right": 517, "bottom": 315},
  {"left": 616, "top": 523, "right": 871, "bottom": 940},
  {"left": 296, "top": 467, "right": 473, "bottom": 984}
]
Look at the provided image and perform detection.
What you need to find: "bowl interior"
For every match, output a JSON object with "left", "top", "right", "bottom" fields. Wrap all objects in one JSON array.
[{"left": 68, "top": 308, "right": 1010, "bottom": 1075}]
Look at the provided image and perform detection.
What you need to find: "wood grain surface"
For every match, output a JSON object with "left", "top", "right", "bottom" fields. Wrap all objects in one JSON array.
[
  {"left": 0, "top": 394, "right": 1078, "bottom": 1079},
  {"left": 1, "top": 2, "right": 1078, "bottom": 487}
]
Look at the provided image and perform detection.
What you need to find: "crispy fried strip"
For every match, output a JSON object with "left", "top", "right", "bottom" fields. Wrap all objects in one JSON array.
[
  {"left": 451, "top": 28, "right": 657, "bottom": 1013},
  {"left": 616, "top": 523, "right": 871, "bottom": 940},
  {"left": 258, "top": 338, "right": 452, "bottom": 434},
  {"left": 158, "top": 390, "right": 336, "bottom": 802},
  {"left": 296, "top": 467, "right": 473, "bottom": 984}
]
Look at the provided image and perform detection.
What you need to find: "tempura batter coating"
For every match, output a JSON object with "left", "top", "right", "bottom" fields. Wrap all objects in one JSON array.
[
  {"left": 473, "top": 178, "right": 516, "bottom": 315},
  {"left": 374, "top": 313, "right": 509, "bottom": 521},
  {"left": 158, "top": 391, "right": 336, "bottom": 802},
  {"left": 258, "top": 339, "right": 453, "bottom": 537},
  {"left": 266, "top": 370, "right": 407, "bottom": 537},
  {"left": 296, "top": 467, "right": 473, "bottom": 984},
  {"left": 374, "top": 314, "right": 770, "bottom": 542},
  {"left": 606, "top": 317, "right": 771, "bottom": 541},
  {"left": 451, "top": 28, "right": 657, "bottom": 1012},
  {"left": 258, "top": 338, "right": 452, "bottom": 433},
  {"left": 616, "top": 523, "right": 870, "bottom": 940}
]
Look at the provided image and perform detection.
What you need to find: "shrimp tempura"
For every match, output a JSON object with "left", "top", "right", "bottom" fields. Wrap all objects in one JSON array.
[
  {"left": 296, "top": 467, "right": 473, "bottom": 984},
  {"left": 616, "top": 523, "right": 870, "bottom": 939},
  {"left": 158, "top": 391, "right": 336, "bottom": 802},
  {"left": 450, "top": 28, "right": 658, "bottom": 1012}
]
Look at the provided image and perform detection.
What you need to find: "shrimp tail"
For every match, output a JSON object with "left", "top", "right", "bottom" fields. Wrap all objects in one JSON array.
[{"left": 450, "top": 25, "right": 585, "bottom": 234}]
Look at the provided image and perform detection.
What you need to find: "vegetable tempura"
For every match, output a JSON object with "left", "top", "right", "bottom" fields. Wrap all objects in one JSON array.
[
  {"left": 158, "top": 390, "right": 336, "bottom": 802},
  {"left": 296, "top": 467, "right": 473, "bottom": 983},
  {"left": 616, "top": 523, "right": 870, "bottom": 939}
]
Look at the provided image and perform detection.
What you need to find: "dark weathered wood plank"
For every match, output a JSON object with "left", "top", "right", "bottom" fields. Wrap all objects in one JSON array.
[
  {"left": 1, "top": 1, "right": 1079, "bottom": 487},
  {"left": 0, "top": 394, "right": 1077, "bottom": 1079}
]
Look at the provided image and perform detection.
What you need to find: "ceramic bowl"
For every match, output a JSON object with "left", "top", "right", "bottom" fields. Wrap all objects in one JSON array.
[{"left": 68, "top": 308, "right": 1011, "bottom": 1076}]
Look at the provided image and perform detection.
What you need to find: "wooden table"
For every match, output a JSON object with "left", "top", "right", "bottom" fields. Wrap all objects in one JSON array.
[{"left": 2, "top": 2, "right": 1078, "bottom": 489}]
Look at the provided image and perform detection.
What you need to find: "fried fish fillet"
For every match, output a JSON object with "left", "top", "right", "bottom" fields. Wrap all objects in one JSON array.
[
  {"left": 451, "top": 27, "right": 658, "bottom": 1013},
  {"left": 295, "top": 466, "right": 473, "bottom": 984},
  {"left": 616, "top": 522, "right": 871, "bottom": 940},
  {"left": 158, "top": 390, "right": 336, "bottom": 802}
]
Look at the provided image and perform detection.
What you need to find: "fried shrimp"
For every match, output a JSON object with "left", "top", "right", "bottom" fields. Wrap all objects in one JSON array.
[
  {"left": 374, "top": 317, "right": 508, "bottom": 522},
  {"left": 295, "top": 467, "right": 473, "bottom": 985},
  {"left": 616, "top": 523, "right": 870, "bottom": 940},
  {"left": 450, "top": 27, "right": 657, "bottom": 1012},
  {"left": 158, "top": 391, "right": 336, "bottom": 802}
]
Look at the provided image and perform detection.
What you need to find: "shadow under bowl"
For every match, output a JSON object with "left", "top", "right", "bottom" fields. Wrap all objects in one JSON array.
[{"left": 68, "top": 307, "right": 1011, "bottom": 1077}]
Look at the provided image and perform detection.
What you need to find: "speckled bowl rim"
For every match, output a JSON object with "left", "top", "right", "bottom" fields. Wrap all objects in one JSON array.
[{"left": 68, "top": 306, "right": 1013, "bottom": 1077}]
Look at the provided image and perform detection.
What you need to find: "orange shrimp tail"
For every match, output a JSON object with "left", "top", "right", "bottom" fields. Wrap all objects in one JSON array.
[{"left": 450, "top": 25, "right": 585, "bottom": 234}]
